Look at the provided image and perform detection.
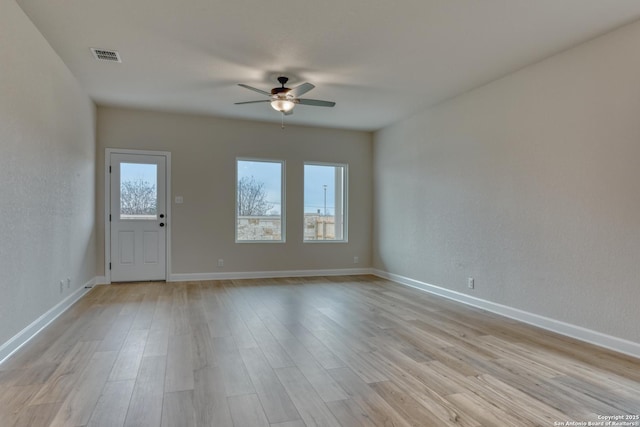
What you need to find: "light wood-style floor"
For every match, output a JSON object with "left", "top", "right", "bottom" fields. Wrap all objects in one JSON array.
[{"left": 1, "top": 276, "right": 639, "bottom": 426}]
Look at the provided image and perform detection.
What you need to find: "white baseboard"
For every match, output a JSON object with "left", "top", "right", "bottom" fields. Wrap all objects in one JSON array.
[
  {"left": 0, "top": 277, "right": 97, "bottom": 365},
  {"left": 170, "top": 268, "right": 372, "bottom": 282},
  {"left": 94, "top": 276, "right": 108, "bottom": 285},
  {"left": 372, "top": 269, "right": 640, "bottom": 360}
]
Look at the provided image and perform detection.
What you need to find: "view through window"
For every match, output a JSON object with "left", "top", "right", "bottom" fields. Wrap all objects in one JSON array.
[
  {"left": 303, "top": 163, "right": 347, "bottom": 241},
  {"left": 236, "top": 159, "right": 284, "bottom": 242},
  {"left": 120, "top": 162, "right": 158, "bottom": 220}
]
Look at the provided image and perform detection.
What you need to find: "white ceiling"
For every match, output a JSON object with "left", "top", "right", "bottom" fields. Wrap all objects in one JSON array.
[{"left": 16, "top": 0, "right": 640, "bottom": 131}]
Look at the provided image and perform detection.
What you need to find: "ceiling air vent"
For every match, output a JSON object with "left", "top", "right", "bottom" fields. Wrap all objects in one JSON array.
[{"left": 90, "top": 48, "right": 121, "bottom": 63}]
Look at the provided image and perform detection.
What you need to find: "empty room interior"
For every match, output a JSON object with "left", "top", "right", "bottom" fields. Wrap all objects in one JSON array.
[{"left": 2, "top": 0, "right": 640, "bottom": 425}]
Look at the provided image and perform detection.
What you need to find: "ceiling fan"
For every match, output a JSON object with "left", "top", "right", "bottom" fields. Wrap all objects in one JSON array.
[{"left": 235, "top": 76, "right": 336, "bottom": 115}]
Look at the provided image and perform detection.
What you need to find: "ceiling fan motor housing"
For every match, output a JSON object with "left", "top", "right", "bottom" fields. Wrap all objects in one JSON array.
[
  {"left": 272, "top": 77, "right": 291, "bottom": 96},
  {"left": 271, "top": 87, "right": 290, "bottom": 95}
]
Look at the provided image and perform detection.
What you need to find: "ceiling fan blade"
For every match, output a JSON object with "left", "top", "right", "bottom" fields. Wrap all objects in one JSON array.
[
  {"left": 238, "top": 83, "right": 270, "bottom": 96},
  {"left": 289, "top": 82, "right": 315, "bottom": 97},
  {"left": 297, "top": 98, "right": 336, "bottom": 107},
  {"left": 234, "top": 100, "right": 270, "bottom": 105}
]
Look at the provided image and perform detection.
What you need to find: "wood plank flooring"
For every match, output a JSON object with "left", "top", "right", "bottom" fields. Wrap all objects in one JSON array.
[{"left": 0, "top": 275, "right": 639, "bottom": 426}]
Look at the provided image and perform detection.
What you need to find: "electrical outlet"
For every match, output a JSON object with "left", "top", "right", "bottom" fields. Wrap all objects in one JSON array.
[
  {"left": 468, "top": 277, "right": 474, "bottom": 289},
  {"left": 59, "top": 280, "right": 64, "bottom": 293},
  {"left": 217, "top": 259, "right": 224, "bottom": 268},
  {"left": 353, "top": 256, "right": 359, "bottom": 264}
]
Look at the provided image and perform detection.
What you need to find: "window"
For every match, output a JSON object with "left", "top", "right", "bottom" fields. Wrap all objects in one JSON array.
[
  {"left": 236, "top": 159, "right": 285, "bottom": 242},
  {"left": 303, "top": 163, "right": 347, "bottom": 242}
]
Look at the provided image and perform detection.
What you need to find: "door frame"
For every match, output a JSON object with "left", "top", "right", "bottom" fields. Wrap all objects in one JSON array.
[{"left": 105, "top": 148, "right": 172, "bottom": 284}]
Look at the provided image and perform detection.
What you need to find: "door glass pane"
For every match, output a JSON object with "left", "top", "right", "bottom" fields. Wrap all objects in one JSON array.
[{"left": 120, "top": 163, "right": 158, "bottom": 220}]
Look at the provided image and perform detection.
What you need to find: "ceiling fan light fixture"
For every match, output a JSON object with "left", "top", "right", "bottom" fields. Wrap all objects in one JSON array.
[{"left": 271, "top": 99, "right": 295, "bottom": 113}]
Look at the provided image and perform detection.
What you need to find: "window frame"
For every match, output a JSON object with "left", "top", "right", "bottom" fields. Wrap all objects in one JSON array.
[
  {"left": 235, "top": 157, "right": 286, "bottom": 243},
  {"left": 302, "top": 161, "right": 348, "bottom": 243}
]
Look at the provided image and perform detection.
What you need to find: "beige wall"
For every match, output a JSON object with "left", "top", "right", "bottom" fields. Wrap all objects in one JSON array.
[
  {"left": 0, "top": 0, "right": 96, "bottom": 345},
  {"left": 97, "top": 107, "right": 372, "bottom": 276},
  {"left": 374, "top": 20, "right": 640, "bottom": 343}
]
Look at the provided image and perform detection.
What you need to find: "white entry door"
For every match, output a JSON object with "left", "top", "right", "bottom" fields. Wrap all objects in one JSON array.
[{"left": 109, "top": 152, "right": 167, "bottom": 282}]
